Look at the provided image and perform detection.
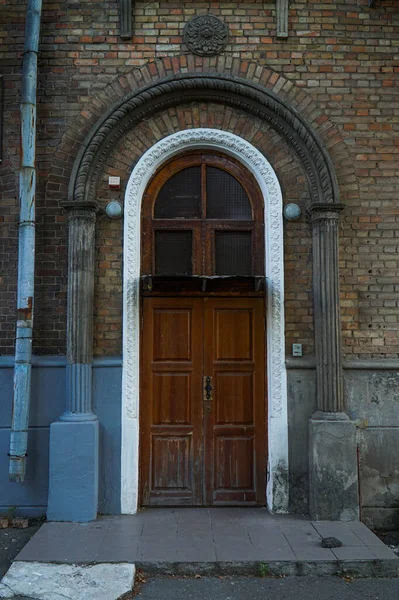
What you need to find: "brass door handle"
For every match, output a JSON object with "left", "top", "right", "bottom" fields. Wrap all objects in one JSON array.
[{"left": 203, "top": 376, "right": 213, "bottom": 413}]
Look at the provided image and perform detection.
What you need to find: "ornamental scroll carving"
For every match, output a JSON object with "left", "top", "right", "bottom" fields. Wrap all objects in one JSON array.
[{"left": 183, "top": 15, "right": 229, "bottom": 56}]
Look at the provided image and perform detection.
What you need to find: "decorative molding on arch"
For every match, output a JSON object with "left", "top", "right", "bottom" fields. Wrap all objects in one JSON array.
[
  {"left": 67, "top": 72, "right": 340, "bottom": 211},
  {"left": 121, "top": 128, "right": 289, "bottom": 515}
]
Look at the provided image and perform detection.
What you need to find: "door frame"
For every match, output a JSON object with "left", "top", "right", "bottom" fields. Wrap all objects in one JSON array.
[{"left": 121, "top": 128, "right": 288, "bottom": 515}]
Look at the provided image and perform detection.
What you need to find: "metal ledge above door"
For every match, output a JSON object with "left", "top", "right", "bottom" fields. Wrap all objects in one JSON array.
[{"left": 141, "top": 275, "right": 266, "bottom": 295}]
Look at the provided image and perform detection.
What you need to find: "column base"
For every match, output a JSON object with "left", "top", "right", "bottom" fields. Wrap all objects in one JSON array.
[
  {"left": 309, "top": 413, "right": 359, "bottom": 521},
  {"left": 47, "top": 420, "right": 99, "bottom": 522}
]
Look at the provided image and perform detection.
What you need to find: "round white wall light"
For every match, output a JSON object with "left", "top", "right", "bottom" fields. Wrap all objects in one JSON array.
[
  {"left": 105, "top": 200, "right": 124, "bottom": 219},
  {"left": 283, "top": 203, "right": 301, "bottom": 221}
]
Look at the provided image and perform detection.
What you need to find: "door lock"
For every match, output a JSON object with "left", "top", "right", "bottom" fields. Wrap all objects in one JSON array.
[{"left": 203, "top": 376, "right": 213, "bottom": 414}]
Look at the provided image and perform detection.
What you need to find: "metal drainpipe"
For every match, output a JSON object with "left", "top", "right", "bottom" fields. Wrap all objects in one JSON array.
[{"left": 9, "top": 0, "right": 42, "bottom": 482}]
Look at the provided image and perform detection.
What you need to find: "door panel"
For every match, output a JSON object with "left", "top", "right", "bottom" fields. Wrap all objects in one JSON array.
[
  {"left": 141, "top": 298, "right": 203, "bottom": 506},
  {"left": 214, "top": 308, "right": 253, "bottom": 360},
  {"left": 215, "top": 372, "right": 254, "bottom": 424},
  {"left": 204, "top": 298, "right": 266, "bottom": 505},
  {"left": 140, "top": 297, "right": 266, "bottom": 506}
]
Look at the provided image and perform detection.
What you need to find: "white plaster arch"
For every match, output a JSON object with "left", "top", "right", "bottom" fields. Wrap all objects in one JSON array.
[{"left": 121, "top": 129, "right": 288, "bottom": 514}]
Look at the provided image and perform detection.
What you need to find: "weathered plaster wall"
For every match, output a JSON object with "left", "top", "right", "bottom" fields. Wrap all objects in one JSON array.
[
  {"left": 287, "top": 364, "right": 316, "bottom": 515},
  {"left": 346, "top": 367, "right": 399, "bottom": 530},
  {"left": 0, "top": 358, "right": 122, "bottom": 517},
  {"left": 287, "top": 360, "right": 399, "bottom": 529},
  {"left": 93, "top": 359, "right": 122, "bottom": 515}
]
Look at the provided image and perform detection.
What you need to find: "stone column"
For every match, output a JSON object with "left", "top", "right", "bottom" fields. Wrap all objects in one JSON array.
[
  {"left": 62, "top": 206, "right": 97, "bottom": 421},
  {"left": 47, "top": 204, "right": 99, "bottom": 522},
  {"left": 309, "top": 204, "right": 359, "bottom": 521}
]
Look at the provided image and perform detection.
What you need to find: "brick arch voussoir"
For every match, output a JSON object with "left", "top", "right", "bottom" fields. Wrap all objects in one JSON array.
[{"left": 47, "top": 56, "right": 354, "bottom": 209}]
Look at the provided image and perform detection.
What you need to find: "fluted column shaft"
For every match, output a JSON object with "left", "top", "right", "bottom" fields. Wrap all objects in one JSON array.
[
  {"left": 310, "top": 204, "right": 344, "bottom": 414},
  {"left": 61, "top": 205, "right": 97, "bottom": 421}
]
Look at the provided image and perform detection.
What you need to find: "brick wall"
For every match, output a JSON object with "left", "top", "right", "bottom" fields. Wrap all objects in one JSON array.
[{"left": 0, "top": 1, "right": 398, "bottom": 357}]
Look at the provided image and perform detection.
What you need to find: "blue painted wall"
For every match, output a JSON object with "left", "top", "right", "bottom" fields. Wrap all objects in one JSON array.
[
  {"left": 94, "top": 359, "right": 122, "bottom": 514},
  {"left": 0, "top": 357, "right": 122, "bottom": 517}
]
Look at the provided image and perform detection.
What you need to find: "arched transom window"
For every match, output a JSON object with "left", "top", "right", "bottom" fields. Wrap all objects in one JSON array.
[{"left": 141, "top": 153, "right": 264, "bottom": 277}]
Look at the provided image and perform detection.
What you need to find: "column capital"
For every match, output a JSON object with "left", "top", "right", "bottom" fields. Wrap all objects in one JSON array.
[
  {"left": 62, "top": 200, "right": 99, "bottom": 214},
  {"left": 308, "top": 202, "right": 344, "bottom": 223}
]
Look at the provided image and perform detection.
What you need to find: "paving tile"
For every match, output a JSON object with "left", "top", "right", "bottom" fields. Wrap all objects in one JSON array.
[
  {"left": 212, "top": 528, "right": 249, "bottom": 545},
  {"left": 177, "top": 542, "right": 216, "bottom": 562},
  {"left": 137, "top": 542, "right": 178, "bottom": 562},
  {"left": 368, "top": 545, "right": 398, "bottom": 560},
  {"left": 332, "top": 546, "right": 377, "bottom": 560},
  {"left": 140, "top": 509, "right": 179, "bottom": 522},
  {"left": 18, "top": 521, "right": 111, "bottom": 563},
  {"left": 347, "top": 521, "right": 386, "bottom": 546},
  {"left": 16, "top": 524, "right": 77, "bottom": 562},
  {"left": 282, "top": 530, "right": 321, "bottom": 545},
  {"left": 215, "top": 544, "right": 258, "bottom": 562},
  {"left": 293, "top": 547, "right": 337, "bottom": 561},
  {"left": 177, "top": 516, "right": 212, "bottom": 535},
  {"left": 272, "top": 515, "right": 311, "bottom": 526},
  {"left": 105, "top": 519, "right": 143, "bottom": 537},
  {"left": 279, "top": 521, "right": 318, "bottom": 534},
  {"left": 280, "top": 524, "right": 324, "bottom": 556},
  {"left": 247, "top": 524, "right": 293, "bottom": 551},
  {"left": 95, "top": 538, "right": 140, "bottom": 563},
  {"left": 140, "top": 530, "right": 177, "bottom": 546},
  {"left": 311, "top": 528, "right": 366, "bottom": 547},
  {"left": 255, "top": 547, "right": 297, "bottom": 561},
  {"left": 177, "top": 508, "right": 211, "bottom": 520},
  {"left": 98, "top": 525, "right": 142, "bottom": 560},
  {"left": 312, "top": 521, "right": 356, "bottom": 537},
  {"left": 20, "top": 522, "right": 77, "bottom": 545},
  {"left": 18, "top": 537, "right": 98, "bottom": 563},
  {"left": 76, "top": 520, "right": 110, "bottom": 531}
]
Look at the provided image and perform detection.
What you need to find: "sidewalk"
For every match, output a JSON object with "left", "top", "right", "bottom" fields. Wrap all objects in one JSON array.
[{"left": 0, "top": 509, "right": 398, "bottom": 599}]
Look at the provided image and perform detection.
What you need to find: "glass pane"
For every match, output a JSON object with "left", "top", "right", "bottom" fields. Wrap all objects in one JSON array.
[
  {"left": 206, "top": 167, "right": 252, "bottom": 219},
  {"left": 215, "top": 231, "right": 252, "bottom": 276},
  {"left": 155, "top": 231, "right": 193, "bottom": 275},
  {"left": 154, "top": 167, "right": 201, "bottom": 219}
]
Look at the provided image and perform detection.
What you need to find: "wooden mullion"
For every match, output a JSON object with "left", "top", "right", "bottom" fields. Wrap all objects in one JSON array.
[
  {"left": 151, "top": 219, "right": 200, "bottom": 229},
  {"left": 205, "top": 220, "right": 255, "bottom": 230},
  {"left": 201, "top": 162, "right": 208, "bottom": 274},
  {"left": 201, "top": 163, "right": 207, "bottom": 218}
]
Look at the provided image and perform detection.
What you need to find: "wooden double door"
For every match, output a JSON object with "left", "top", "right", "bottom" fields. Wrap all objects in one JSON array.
[{"left": 140, "top": 297, "right": 266, "bottom": 506}]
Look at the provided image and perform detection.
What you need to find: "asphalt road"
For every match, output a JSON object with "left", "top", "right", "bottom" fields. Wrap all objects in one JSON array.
[
  {"left": 134, "top": 576, "right": 399, "bottom": 600},
  {"left": 0, "top": 522, "right": 40, "bottom": 580}
]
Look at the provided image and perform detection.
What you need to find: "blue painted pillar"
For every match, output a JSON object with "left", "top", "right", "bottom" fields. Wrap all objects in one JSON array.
[{"left": 47, "top": 204, "right": 99, "bottom": 522}]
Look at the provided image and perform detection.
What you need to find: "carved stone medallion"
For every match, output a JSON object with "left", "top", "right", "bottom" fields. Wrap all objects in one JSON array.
[{"left": 183, "top": 14, "right": 229, "bottom": 56}]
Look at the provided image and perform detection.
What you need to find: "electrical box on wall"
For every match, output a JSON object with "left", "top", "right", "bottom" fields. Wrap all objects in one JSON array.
[
  {"left": 292, "top": 343, "right": 303, "bottom": 357},
  {"left": 108, "top": 176, "right": 121, "bottom": 190}
]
